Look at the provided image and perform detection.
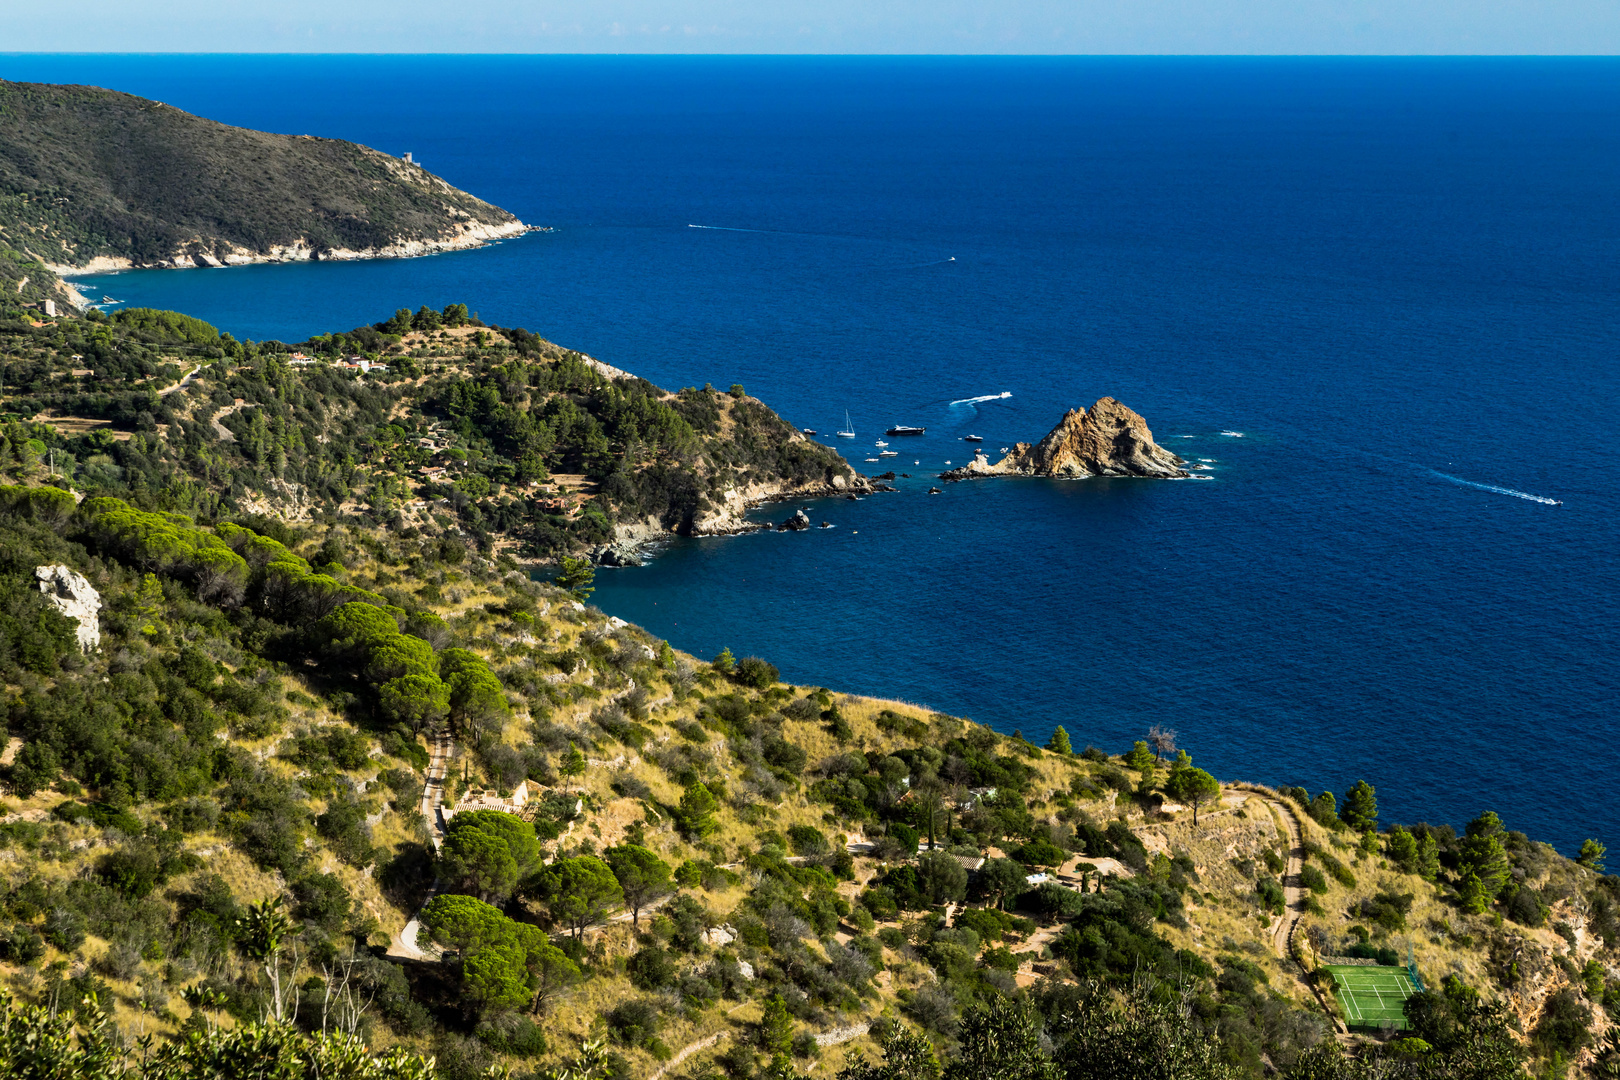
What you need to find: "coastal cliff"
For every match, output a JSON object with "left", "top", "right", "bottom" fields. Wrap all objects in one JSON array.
[
  {"left": 589, "top": 395, "right": 877, "bottom": 564},
  {"left": 0, "top": 80, "right": 525, "bottom": 297},
  {"left": 942, "top": 396, "right": 1189, "bottom": 480}
]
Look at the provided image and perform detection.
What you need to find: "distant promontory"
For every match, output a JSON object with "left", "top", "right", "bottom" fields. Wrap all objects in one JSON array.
[
  {"left": 0, "top": 80, "right": 526, "bottom": 306},
  {"left": 941, "top": 397, "right": 1189, "bottom": 480}
]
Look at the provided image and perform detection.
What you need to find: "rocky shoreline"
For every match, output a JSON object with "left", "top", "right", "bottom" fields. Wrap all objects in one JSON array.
[
  {"left": 941, "top": 397, "right": 1188, "bottom": 482},
  {"left": 590, "top": 474, "right": 893, "bottom": 567},
  {"left": 52, "top": 220, "right": 534, "bottom": 303}
]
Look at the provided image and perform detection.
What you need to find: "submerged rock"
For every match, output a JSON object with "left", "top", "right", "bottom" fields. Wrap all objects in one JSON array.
[
  {"left": 941, "top": 397, "right": 1188, "bottom": 481},
  {"left": 35, "top": 564, "right": 100, "bottom": 651}
]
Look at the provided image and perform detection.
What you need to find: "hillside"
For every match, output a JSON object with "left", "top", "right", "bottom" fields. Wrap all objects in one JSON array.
[
  {"left": 0, "top": 486, "right": 1616, "bottom": 1080},
  {"left": 0, "top": 80, "right": 524, "bottom": 288},
  {"left": 0, "top": 311, "right": 1616, "bottom": 1080},
  {"left": 0, "top": 303, "right": 870, "bottom": 559}
]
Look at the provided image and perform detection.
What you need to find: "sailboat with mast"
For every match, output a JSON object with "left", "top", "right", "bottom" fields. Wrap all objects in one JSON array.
[{"left": 836, "top": 410, "right": 856, "bottom": 438}]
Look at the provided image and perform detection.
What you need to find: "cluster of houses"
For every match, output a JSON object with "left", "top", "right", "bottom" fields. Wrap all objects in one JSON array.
[{"left": 285, "top": 352, "right": 388, "bottom": 373}]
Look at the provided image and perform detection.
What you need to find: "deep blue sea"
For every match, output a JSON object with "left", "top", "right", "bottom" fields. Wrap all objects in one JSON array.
[{"left": 5, "top": 55, "right": 1616, "bottom": 853}]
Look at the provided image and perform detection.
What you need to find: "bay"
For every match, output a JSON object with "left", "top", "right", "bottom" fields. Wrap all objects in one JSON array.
[{"left": 10, "top": 54, "right": 1616, "bottom": 851}]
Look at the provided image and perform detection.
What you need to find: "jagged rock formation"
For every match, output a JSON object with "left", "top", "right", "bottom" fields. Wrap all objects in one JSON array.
[
  {"left": 35, "top": 563, "right": 100, "bottom": 651},
  {"left": 942, "top": 397, "right": 1188, "bottom": 481}
]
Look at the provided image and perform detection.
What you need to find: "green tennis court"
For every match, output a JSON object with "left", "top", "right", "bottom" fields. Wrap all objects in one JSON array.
[{"left": 1324, "top": 965, "right": 1416, "bottom": 1030}]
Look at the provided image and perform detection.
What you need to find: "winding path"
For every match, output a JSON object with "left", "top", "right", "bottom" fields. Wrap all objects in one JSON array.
[
  {"left": 208, "top": 401, "right": 256, "bottom": 441},
  {"left": 1256, "top": 792, "right": 1349, "bottom": 1034},
  {"left": 421, "top": 727, "right": 455, "bottom": 850},
  {"left": 1265, "top": 796, "right": 1305, "bottom": 960},
  {"left": 158, "top": 364, "right": 203, "bottom": 397},
  {"left": 388, "top": 727, "right": 456, "bottom": 960}
]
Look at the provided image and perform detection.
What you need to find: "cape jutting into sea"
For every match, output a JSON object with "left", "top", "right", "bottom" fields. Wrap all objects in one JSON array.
[{"left": 21, "top": 54, "right": 1617, "bottom": 854}]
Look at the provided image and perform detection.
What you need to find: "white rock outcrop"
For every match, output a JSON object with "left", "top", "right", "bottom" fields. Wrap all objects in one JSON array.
[
  {"left": 35, "top": 565, "right": 100, "bottom": 651},
  {"left": 702, "top": 923, "right": 739, "bottom": 948}
]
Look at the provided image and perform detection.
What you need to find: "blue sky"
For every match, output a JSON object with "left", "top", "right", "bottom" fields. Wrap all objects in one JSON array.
[{"left": 7, "top": 0, "right": 1618, "bottom": 54}]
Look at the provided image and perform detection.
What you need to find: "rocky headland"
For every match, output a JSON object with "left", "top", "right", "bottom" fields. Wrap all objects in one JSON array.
[
  {"left": 941, "top": 397, "right": 1189, "bottom": 481},
  {"left": 0, "top": 80, "right": 528, "bottom": 305},
  {"left": 591, "top": 470, "right": 883, "bottom": 566}
]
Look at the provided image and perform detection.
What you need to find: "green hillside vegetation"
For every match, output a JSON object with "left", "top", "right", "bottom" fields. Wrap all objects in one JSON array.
[
  {"left": 0, "top": 241, "right": 67, "bottom": 309},
  {"left": 0, "top": 80, "right": 519, "bottom": 277},
  {"left": 0, "top": 304, "right": 860, "bottom": 558},
  {"left": 0, "top": 477, "right": 1617, "bottom": 1080},
  {"left": 0, "top": 114, "right": 1611, "bottom": 1068}
]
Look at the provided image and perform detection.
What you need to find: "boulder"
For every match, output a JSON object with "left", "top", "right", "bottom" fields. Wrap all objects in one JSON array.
[
  {"left": 592, "top": 544, "right": 645, "bottom": 567},
  {"left": 35, "top": 564, "right": 100, "bottom": 651},
  {"left": 779, "top": 509, "right": 812, "bottom": 531},
  {"left": 702, "top": 923, "right": 738, "bottom": 948}
]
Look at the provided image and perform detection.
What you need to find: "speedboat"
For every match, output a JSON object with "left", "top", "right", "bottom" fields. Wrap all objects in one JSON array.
[
  {"left": 964, "top": 435, "right": 983, "bottom": 442},
  {"left": 879, "top": 450, "right": 898, "bottom": 457},
  {"left": 875, "top": 440, "right": 888, "bottom": 448},
  {"left": 801, "top": 428, "right": 817, "bottom": 435},
  {"left": 885, "top": 426, "right": 926, "bottom": 437}
]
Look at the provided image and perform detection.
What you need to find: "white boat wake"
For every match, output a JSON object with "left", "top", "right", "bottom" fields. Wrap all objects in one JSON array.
[
  {"left": 949, "top": 391, "right": 1013, "bottom": 406},
  {"left": 1429, "top": 471, "right": 1560, "bottom": 506}
]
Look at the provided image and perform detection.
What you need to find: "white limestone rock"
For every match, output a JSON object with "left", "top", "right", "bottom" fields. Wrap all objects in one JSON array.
[{"left": 35, "top": 564, "right": 100, "bottom": 651}]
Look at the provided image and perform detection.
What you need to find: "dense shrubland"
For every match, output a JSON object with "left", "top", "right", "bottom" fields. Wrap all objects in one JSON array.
[
  {"left": 0, "top": 312, "right": 1616, "bottom": 1080},
  {"left": 0, "top": 303, "right": 854, "bottom": 560}
]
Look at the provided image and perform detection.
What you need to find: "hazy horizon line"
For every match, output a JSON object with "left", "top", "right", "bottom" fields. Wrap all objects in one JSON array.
[{"left": 5, "top": 51, "right": 1619, "bottom": 58}]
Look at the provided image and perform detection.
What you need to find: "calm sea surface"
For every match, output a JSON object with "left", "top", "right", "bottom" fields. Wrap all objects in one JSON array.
[{"left": 7, "top": 55, "right": 1617, "bottom": 852}]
